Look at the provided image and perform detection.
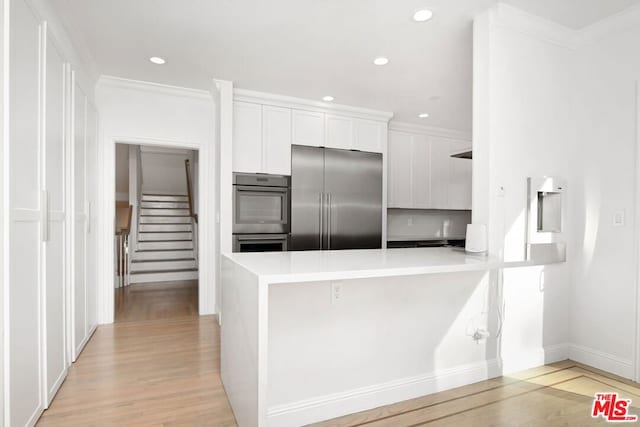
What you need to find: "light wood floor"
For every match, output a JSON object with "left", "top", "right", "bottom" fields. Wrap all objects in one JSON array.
[{"left": 38, "top": 281, "right": 640, "bottom": 426}]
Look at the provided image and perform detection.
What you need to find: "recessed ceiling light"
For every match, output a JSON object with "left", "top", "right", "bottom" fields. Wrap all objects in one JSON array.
[
  {"left": 322, "top": 96, "right": 334, "bottom": 102},
  {"left": 418, "top": 113, "right": 430, "bottom": 118},
  {"left": 149, "top": 56, "right": 166, "bottom": 65},
  {"left": 413, "top": 9, "right": 434, "bottom": 22},
  {"left": 373, "top": 57, "right": 389, "bottom": 66}
]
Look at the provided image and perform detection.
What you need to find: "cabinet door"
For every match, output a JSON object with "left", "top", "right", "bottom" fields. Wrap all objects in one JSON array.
[
  {"left": 325, "top": 114, "right": 353, "bottom": 150},
  {"left": 353, "top": 119, "right": 384, "bottom": 153},
  {"left": 387, "top": 131, "right": 413, "bottom": 207},
  {"left": 44, "top": 32, "right": 68, "bottom": 406},
  {"left": 429, "top": 139, "right": 450, "bottom": 209},
  {"left": 85, "top": 102, "right": 99, "bottom": 336},
  {"left": 233, "top": 102, "right": 262, "bottom": 173},
  {"left": 72, "top": 80, "right": 87, "bottom": 360},
  {"left": 292, "top": 110, "right": 325, "bottom": 147},
  {"left": 262, "top": 105, "right": 292, "bottom": 175},
  {"left": 448, "top": 142, "right": 472, "bottom": 210},
  {"left": 9, "top": 0, "right": 44, "bottom": 423},
  {"left": 411, "top": 135, "right": 430, "bottom": 208}
]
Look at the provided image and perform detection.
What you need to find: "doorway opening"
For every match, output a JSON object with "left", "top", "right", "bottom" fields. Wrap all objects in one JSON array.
[{"left": 114, "top": 143, "right": 200, "bottom": 322}]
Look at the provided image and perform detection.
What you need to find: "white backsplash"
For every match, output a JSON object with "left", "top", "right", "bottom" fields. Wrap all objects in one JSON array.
[{"left": 387, "top": 209, "right": 471, "bottom": 241}]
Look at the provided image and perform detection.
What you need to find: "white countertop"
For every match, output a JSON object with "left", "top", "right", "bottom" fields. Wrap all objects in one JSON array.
[{"left": 223, "top": 247, "right": 537, "bottom": 284}]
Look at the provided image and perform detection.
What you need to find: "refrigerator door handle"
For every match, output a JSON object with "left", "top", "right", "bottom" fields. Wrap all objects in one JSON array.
[
  {"left": 319, "top": 192, "right": 324, "bottom": 249},
  {"left": 327, "top": 192, "right": 332, "bottom": 249}
]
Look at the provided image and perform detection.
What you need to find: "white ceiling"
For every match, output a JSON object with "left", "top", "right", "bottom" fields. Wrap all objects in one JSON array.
[{"left": 53, "top": 0, "right": 640, "bottom": 131}]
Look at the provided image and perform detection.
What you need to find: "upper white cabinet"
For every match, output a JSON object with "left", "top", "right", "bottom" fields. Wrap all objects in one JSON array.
[
  {"left": 387, "top": 130, "right": 471, "bottom": 210},
  {"left": 233, "top": 102, "right": 293, "bottom": 175},
  {"left": 233, "top": 96, "right": 390, "bottom": 175},
  {"left": 448, "top": 141, "right": 472, "bottom": 210},
  {"left": 292, "top": 110, "right": 325, "bottom": 147},
  {"left": 233, "top": 102, "right": 263, "bottom": 173},
  {"left": 325, "top": 114, "right": 353, "bottom": 149},
  {"left": 353, "top": 119, "right": 385, "bottom": 153},
  {"left": 263, "top": 106, "right": 292, "bottom": 175}
]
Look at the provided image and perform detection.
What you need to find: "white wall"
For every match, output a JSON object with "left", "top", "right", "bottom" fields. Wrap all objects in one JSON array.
[
  {"left": 568, "top": 12, "right": 640, "bottom": 378},
  {"left": 96, "top": 76, "right": 216, "bottom": 322},
  {"left": 139, "top": 147, "right": 193, "bottom": 195},
  {"left": 115, "top": 143, "right": 129, "bottom": 201},
  {"left": 473, "top": 4, "right": 573, "bottom": 371}
]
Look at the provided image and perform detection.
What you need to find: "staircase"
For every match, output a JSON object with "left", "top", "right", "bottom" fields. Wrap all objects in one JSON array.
[{"left": 129, "top": 193, "right": 198, "bottom": 283}]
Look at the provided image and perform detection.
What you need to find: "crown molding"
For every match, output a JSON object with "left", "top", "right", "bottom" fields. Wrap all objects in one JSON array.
[
  {"left": 233, "top": 88, "right": 394, "bottom": 123},
  {"left": 491, "top": 3, "right": 579, "bottom": 50},
  {"left": 97, "top": 75, "right": 212, "bottom": 100},
  {"left": 388, "top": 121, "right": 472, "bottom": 142},
  {"left": 576, "top": 3, "right": 640, "bottom": 45}
]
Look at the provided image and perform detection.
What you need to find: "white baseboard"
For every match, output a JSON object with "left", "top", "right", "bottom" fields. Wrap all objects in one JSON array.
[
  {"left": 73, "top": 324, "right": 98, "bottom": 362},
  {"left": 46, "top": 367, "right": 69, "bottom": 408},
  {"left": 568, "top": 343, "right": 634, "bottom": 379},
  {"left": 267, "top": 359, "right": 502, "bottom": 427},
  {"left": 500, "top": 343, "right": 569, "bottom": 375}
]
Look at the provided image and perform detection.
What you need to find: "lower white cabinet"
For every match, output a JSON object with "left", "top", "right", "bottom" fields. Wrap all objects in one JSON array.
[{"left": 387, "top": 130, "right": 472, "bottom": 210}]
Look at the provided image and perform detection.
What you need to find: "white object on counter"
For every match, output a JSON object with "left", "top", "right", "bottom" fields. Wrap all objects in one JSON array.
[{"left": 465, "top": 223, "right": 487, "bottom": 254}]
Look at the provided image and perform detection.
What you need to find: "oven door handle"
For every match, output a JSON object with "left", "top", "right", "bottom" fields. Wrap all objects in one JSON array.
[
  {"left": 234, "top": 185, "right": 289, "bottom": 193},
  {"left": 235, "top": 234, "right": 288, "bottom": 241}
]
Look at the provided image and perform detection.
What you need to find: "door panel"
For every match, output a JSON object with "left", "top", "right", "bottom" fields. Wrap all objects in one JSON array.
[
  {"left": 232, "top": 102, "right": 262, "bottom": 173},
  {"left": 85, "top": 102, "right": 98, "bottom": 332},
  {"left": 262, "top": 105, "right": 291, "bottom": 175},
  {"left": 9, "top": 0, "right": 43, "bottom": 424},
  {"left": 448, "top": 142, "right": 472, "bottom": 210},
  {"left": 44, "top": 33, "right": 67, "bottom": 404},
  {"left": 353, "top": 119, "right": 384, "bottom": 153},
  {"left": 290, "top": 145, "right": 324, "bottom": 250},
  {"left": 387, "top": 131, "right": 412, "bottom": 207},
  {"left": 73, "top": 82, "right": 87, "bottom": 358},
  {"left": 325, "top": 115, "right": 353, "bottom": 150},
  {"left": 412, "top": 135, "right": 430, "bottom": 208},
  {"left": 324, "top": 148, "right": 382, "bottom": 250},
  {"left": 429, "top": 138, "right": 450, "bottom": 209},
  {"left": 292, "top": 110, "right": 324, "bottom": 147}
]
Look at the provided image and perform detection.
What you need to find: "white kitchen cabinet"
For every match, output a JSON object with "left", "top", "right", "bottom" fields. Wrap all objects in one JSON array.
[
  {"left": 325, "top": 114, "right": 353, "bottom": 149},
  {"left": 292, "top": 110, "right": 325, "bottom": 147},
  {"left": 387, "top": 132, "right": 413, "bottom": 207},
  {"left": 430, "top": 139, "right": 451, "bottom": 209},
  {"left": 232, "top": 101, "right": 263, "bottom": 173},
  {"left": 387, "top": 131, "right": 471, "bottom": 210},
  {"left": 353, "top": 119, "right": 384, "bottom": 153},
  {"left": 412, "top": 135, "right": 430, "bottom": 208},
  {"left": 262, "top": 106, "right": 292, "bottom": 175},
  {"left": 448, "top": 142, "right": 472, "bottom": 210}
]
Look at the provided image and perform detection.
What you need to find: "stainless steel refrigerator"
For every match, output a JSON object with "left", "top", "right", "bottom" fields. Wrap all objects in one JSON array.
[{"left": 290, "top": 145, "right": 383, "bottom": 250}]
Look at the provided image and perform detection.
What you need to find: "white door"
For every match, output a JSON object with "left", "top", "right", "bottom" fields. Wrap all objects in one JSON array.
[
  {"left": 232, "top": 101, "right": 262, "bottom": 173},
  {"left": 85, "top": 102, "right": 98, "bottom": 332},
  {"left": 262, "top": 105, "right": 291, "bottom": 175},
  {"left": 72, "top": 79, "right": 87, "bottom": 360},
  {"left": 43, "top": 29, "right": 68, "bottom": 406},
  {"left": 9, "top": 0, "right": 44, "bottom": 424}
]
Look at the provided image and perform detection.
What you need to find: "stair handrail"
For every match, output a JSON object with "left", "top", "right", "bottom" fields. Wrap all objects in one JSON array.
[{"left": 185, "top": 159, "right": 198, "bottom": 223}]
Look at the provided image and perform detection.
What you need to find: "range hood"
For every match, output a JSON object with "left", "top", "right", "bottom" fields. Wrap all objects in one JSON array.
[{"left": 450, "top": 149, "right": 472, "bottom": 159}]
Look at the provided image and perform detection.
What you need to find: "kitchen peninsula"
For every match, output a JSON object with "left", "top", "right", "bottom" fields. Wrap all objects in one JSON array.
[{"left": 220, "top": 247, "right": 561, "bottom": 427}]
